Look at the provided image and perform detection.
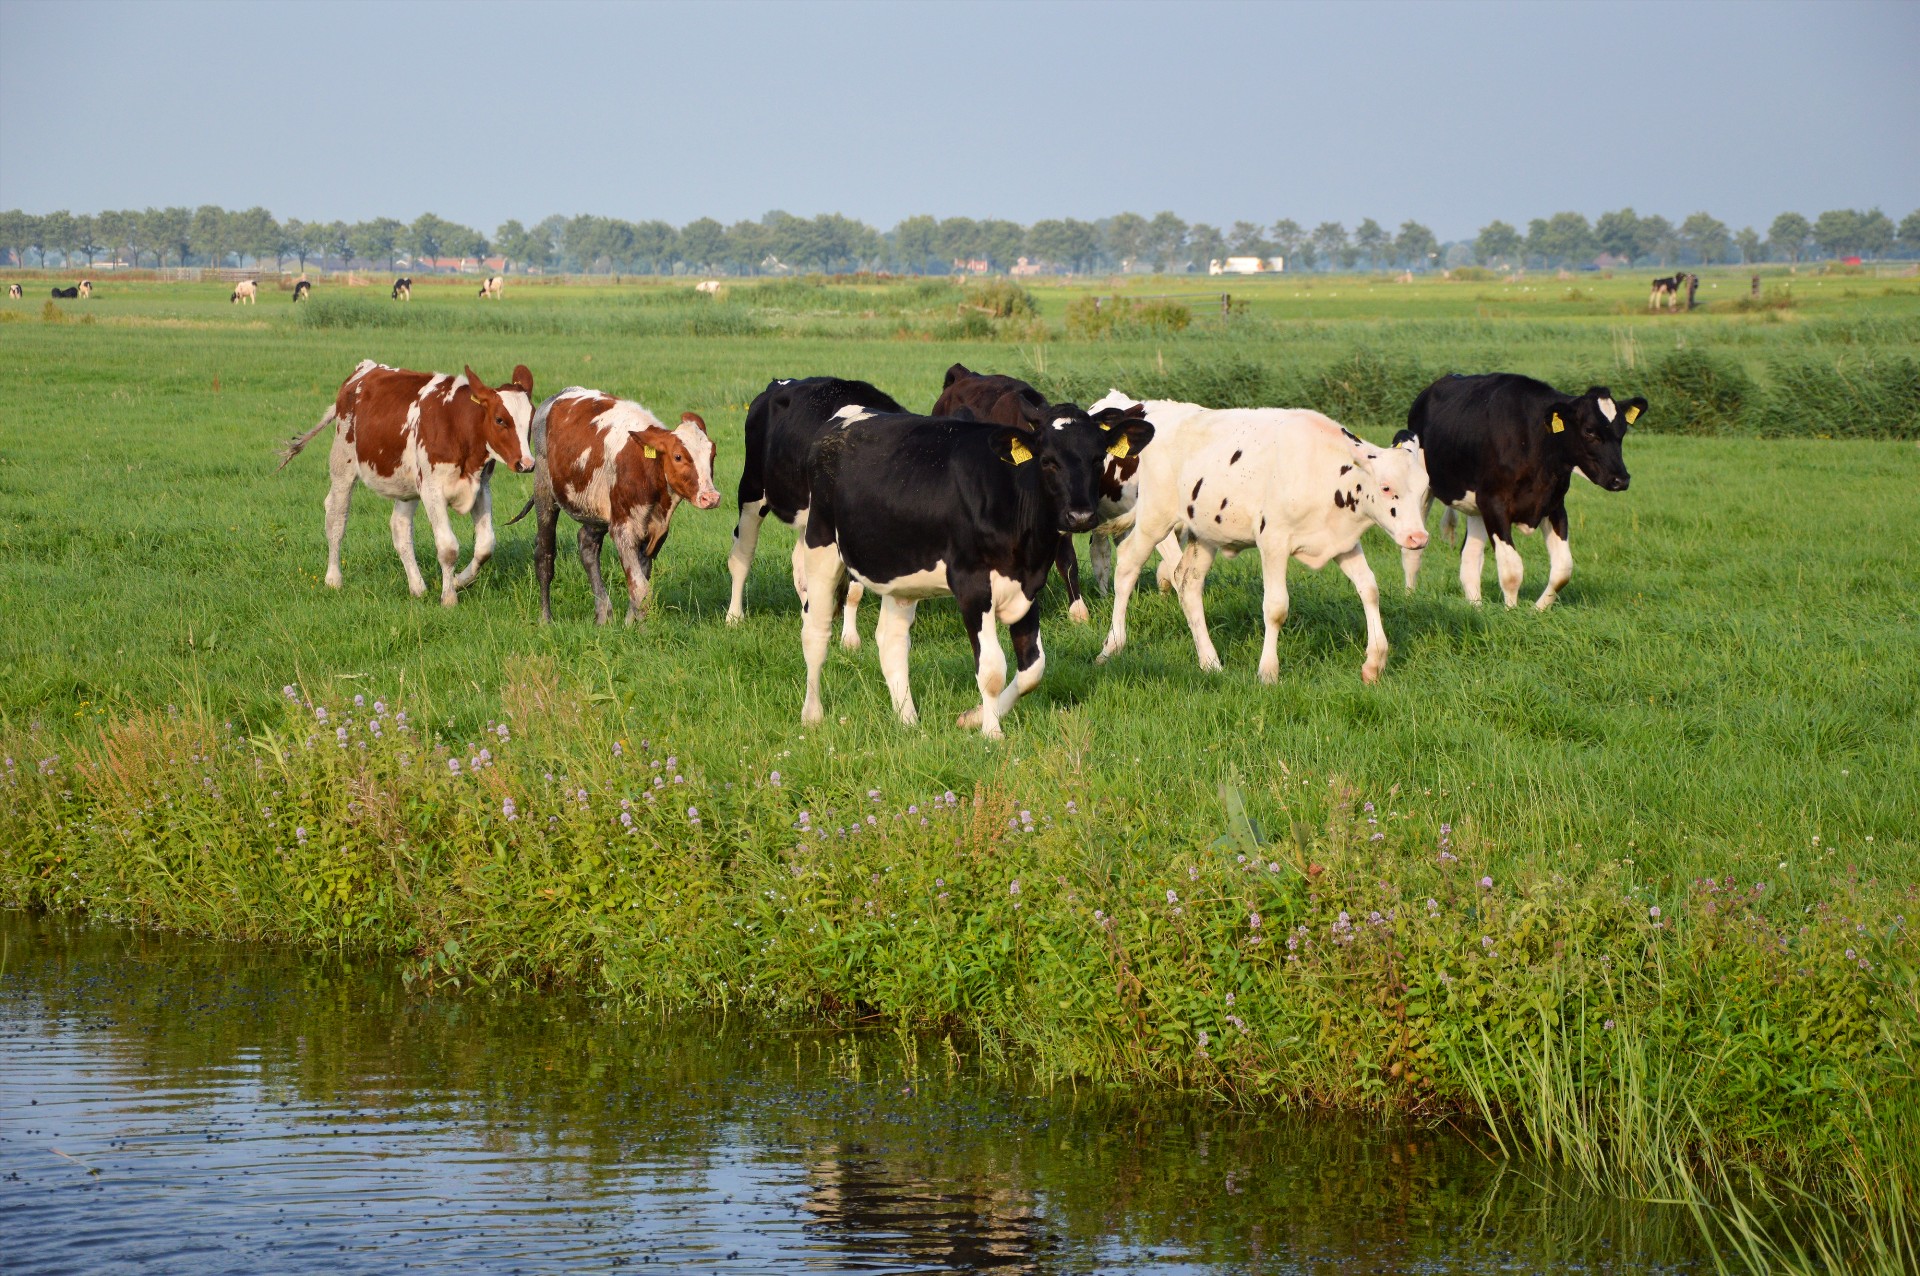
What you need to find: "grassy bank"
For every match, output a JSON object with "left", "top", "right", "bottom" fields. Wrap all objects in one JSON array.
[{"left": 3, "top": 272, "right": 1919, "bottom": 1264}]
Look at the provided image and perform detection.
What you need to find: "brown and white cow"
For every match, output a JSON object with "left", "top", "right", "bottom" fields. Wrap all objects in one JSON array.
[
  {"left": 231, "top": 279, "right": 258, "bottom": 304},
  {"left": 507, "top": 388, "right": 720, "bottom": 624},
  {"left": 279, "top": 359, "right": 536, "bottom": 605},
  {"left": 478, "top": 276, "right": 503, "bottom": 299}
]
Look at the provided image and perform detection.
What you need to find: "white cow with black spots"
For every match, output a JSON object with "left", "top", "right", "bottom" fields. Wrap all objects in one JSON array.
[{"left": 1092, "top": 392, "right": 1431, "bottom": 684}]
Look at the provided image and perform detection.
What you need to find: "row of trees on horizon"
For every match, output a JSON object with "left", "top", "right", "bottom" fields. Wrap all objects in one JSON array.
[{"left": 3, "top": 205, "right": 1917, "bottom": 277}]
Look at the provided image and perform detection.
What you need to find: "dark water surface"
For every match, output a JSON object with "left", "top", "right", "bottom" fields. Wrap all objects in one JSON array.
[{"left": 1, "top": 912, "right": 1709, "bottom": 1274}]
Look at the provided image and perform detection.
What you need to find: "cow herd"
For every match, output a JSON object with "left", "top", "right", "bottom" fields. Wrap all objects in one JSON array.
[{"left": 282, "top": 357, "right": 1648, "bottom": 738}]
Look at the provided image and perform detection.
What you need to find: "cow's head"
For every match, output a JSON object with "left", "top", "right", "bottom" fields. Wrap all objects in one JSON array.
[
  {"left": 1350, "top": 437, "right": 1431, "bottom": 550},
  {"left": 1553, "top": 387, "right": 1643, "bottom": 492},
  {"left": 991, "top": 403, "right": 1154, "bottom": 533},
  {"left": 465, "top": 364, "right": 537, "bottom": 473},
  {"left": 671, "top": 412, "right": 722, "bottom": 509}
]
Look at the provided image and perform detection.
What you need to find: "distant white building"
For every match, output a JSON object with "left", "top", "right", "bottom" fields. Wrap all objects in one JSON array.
[{"left": 1209, "top": 256, "right": 1285, "bottom": 275}]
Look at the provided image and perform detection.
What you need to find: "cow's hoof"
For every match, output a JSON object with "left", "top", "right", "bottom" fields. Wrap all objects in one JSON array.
[
  {"left": 1534, "top": 595, "right": 1558, "bottom": 612},
  {"left": 1067, "top": 599, "right": 1090, "bottom": 625},
  {"left": 440, "top": 594, "right": 458, "bottom": 608},
  {"left": 1258, "top": 664, "right": 1279, "bottom": 685},
  {"left": 801, "top": 703, "right": 824, "bottom": 726},
  {"left": 324, "top": 573, "right": 343, "bottom": 590},
  {"left": 840, "top": 631, "right": 861, "bottom": 651},
  {"left": 1361, "top": 663, "right": 1383, "bottom": 685},
  {"left": 897, "top": 706, "right": 919, "bottom": 727},
  {"left": 955, "top": 706, "right": 982, "bottom": 730},
  {"left": 725, "top": 610, "right": 744, "bottom": 627},
  {"left": 1198, "top": 655, "right": 1223, "bottom": 673}
]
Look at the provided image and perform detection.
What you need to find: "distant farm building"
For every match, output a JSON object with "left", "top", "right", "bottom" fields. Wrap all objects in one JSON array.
[{"left": 1209, "top": 256, "right": 1285, "bottom": 275}]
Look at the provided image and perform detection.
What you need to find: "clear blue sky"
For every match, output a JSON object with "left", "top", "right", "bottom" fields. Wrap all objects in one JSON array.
[{"left": 2, "top": 0, "right": 1914, "bottom": 240}]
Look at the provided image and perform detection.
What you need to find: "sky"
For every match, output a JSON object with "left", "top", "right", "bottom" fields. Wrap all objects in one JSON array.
[{"left": 1, "top": 0, "right": 1915, "bottom": 241}]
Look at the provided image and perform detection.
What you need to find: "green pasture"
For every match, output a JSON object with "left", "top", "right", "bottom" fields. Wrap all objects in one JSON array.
[{"left": 1, "top": 272, "right": 1917, "bottom": 882}]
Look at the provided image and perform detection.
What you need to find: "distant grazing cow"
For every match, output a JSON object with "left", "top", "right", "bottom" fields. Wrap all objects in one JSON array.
[
  {"left": 505, "top": 389, "right": 721, "bottom": 624},
  {"left": 231, "top": 279, "right": 258, "bottom": 304},
  {"left": 799, "top": 402, "right": 1153, "bottom": 736},
  {"left": 726, "top": 375, "right": 909, "bottom": 646},
  {"left": 478, "top": 276, "right": 503, "bottom": 299},
  {"left": 292, "top": 279, "right": 312, "bottom": 302},
  {"left": 694, "top": 280, "right": 722, "bottom": 295},
  {"left": 77, "top": 280, "right": 93, "bottom": 298},
  {"left": 1396, "top": 372, "right": 1644, "bottom": 610},
  {"left": 278, "top": 359, "right": 536, "bottom": 605},
  {"left": 1095, "top": 395, "right": 1429, "bottom": 684},
  {"left": 51, "top": 285, "right": 79, "bottom": 299},
  {"left": 10, "top": 284, "right": 24, "bottom": 299},
  {"left": 391, "top": 277, "right": 413, "bottom": 301},
  {"left": 1649, "top": 274, "right": 1683, "bottom": 311}
]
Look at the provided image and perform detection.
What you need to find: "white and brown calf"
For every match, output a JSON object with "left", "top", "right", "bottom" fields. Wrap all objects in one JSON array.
[
  {"left": 1096, "top": 395, "right": 1430, "bottom": 684},
  {"left": 512, "top": 389, "right": 720, "bottom": 624},
  {"left": 231, "top": 279, "right": 257, "bottom": 304},
  {"left": 279, "top": 359, "right": 536, "bottom": 605}
]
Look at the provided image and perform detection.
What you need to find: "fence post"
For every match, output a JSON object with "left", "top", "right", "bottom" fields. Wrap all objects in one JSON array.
[{"left": 1221, "top": 292, "right": 1230, "bottom": 320}]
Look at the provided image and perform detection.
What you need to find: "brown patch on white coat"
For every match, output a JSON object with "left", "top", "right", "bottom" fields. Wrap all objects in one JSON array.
[
  {"left": 508, "top": 389, "right": 720, "bottom": 625},
  {"left": 279, "top": 359, "right": 536, "bottom": 605}
]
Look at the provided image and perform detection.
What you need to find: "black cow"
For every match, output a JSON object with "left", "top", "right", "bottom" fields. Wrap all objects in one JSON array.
[
  {"left": 931, "top": 364, "right": 1111, "bottom": 623},
  {"left": 798, "top": 402, "right": 1152, "bottom": 737},
  {"left": 1395, "top": 373, "right": 1645, "bottom": 610},
  {"left": 51, "top": 285, "right": 79, "bottom": 299},
  {"left": 292, "top": 279, "right": 312, "bottom": 302},
  {"left": 391, "top": 276, "right": 413, "bottom": 300},
  {"left": 725, "top": 376, "right": 909, "bottom": 645}
]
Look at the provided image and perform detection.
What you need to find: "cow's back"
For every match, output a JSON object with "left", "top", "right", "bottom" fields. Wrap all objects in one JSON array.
[
  {"left": 752, "top": 377, "right": 905, "bottom": 522},
  {"left": 1403, "top": 372, "right": 1557, "bottom": 497}
]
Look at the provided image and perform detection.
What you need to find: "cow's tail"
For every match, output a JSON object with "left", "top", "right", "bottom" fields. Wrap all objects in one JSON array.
[
  {"left": 505, "top": 497, "right": 536, "bottom": 526},
  {"left": 278, "top": 406, "right": 337, "bottom": 470},
  {"left": 505, "top": 394, "right": 557, "bottom": 528}
]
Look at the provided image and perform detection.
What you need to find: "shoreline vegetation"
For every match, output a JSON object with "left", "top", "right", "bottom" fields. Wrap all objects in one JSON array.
[{"left": 4, "top": 270, "right": 1919, "bottom": 1269}]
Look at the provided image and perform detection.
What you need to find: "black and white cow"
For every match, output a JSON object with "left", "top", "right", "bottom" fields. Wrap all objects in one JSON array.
[
  {"left": 725, "top": 376, "right": 908, "bottom": 646},
  {"left": 292, "top": 278, "right": 312, "bottom": 302},
  {"left": 1396, "top": 373, "right": 1645, "bottom": 610},
  {"left": 798, "top": 403, "right": 1152, "bottom": 737},
  {"left": 1649, "top": 274, "right": 1683, "bottom": 311},
  {"left": 9, "top": 284, "right": 23, "bottom": 299},
  {"left": 391, "top": 276, "right": 413, "bottom": 301}
]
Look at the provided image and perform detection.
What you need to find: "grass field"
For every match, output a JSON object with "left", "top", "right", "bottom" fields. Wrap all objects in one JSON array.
[{"left": 3, "top": 270, "right": 1919, "bottom": 1262}]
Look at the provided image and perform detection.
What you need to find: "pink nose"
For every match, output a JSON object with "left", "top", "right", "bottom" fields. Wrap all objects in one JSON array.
[
  {"left": 515, "top": 459, "right": 535, "bottom": 474},
  {"left": 1403, "top": 530, "right": 1429, "bottom": 550},
  {"left": 696, "top": 491, "right": 720, "bottom": 509}
]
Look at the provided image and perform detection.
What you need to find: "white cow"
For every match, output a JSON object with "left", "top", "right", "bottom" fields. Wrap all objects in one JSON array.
[
  {"left": 478, "top": 276, "right": 504, "bottom": 299},
  {"left": 230, "top": 279, "right": 258, "bottom": 304},
  {"left": 694, "top": 279, "right": 722, "bottom": 295},
  {"left": 1094, "top": 393, "right": 1430, "bottom": 684}
]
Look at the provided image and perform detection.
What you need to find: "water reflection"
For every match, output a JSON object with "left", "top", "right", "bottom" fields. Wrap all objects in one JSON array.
[{"left": 1, "top": 912, "right": 1708, "bottom": 1272}]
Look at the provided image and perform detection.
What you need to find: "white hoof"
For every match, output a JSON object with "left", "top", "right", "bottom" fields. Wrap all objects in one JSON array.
[{"left": 1067, "top": 598, "right": 1090, "bottom": 625}]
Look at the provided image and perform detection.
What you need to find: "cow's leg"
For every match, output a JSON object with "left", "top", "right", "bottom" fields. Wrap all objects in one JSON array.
[
  {"left": 875, "top": 594, "right": 919, "bottom": 726},
  {"left": 1174, "top": 540, "right": 1223, "bottom": 672},
  {"left": 996, "top": 604, "right": 1046, "bottom": 723},
  {"left": 1089, "top": 531, "right": 1115, "bottom": 595},
  {"left": 1488, "top": 518, "right": 1525, "bottom": 608},
  {"left": 610, "top": 524, "right": 653, "bottom": 624},
  {"left": 1098, "top": 514, "right": 1179, "bottom": 665},
  {"left": 1055, "top": 538, "right": 1088, "bottom": 624},
  {"left": 577, "top": 523, "right": 613, "bottom": 625},
  {"left": 799, "top": 542, "right": 846, "bottom": 726},
  {"left": 388, "top": 499, "right": 427, "bottom": 598},
  {"left": 534, "top": 496, "right": 559, "bottom": 624},
  {"left": 840, "top": 581, "right": 864, "bottom": 650},
  {"left": 1459, "top": 514, "right": 1490, "bottom": 604},
  {"left": 418, "top": 485, "right": 463, "bottom": 607},
  {"left": 725, "top": 497, "right": 768, "bottom": 624},
  {"left": 1338, "top": 544, "right": 1391, "bottom": 683},
  {"left": 1537, "top": 512, "right": 1573, "bottom": 611},
  {"left": 323, "top": 439, "right": 356, "bottom": 589},
  {"left": 790, "top": 533, "right": 809, "bottom": 602},
  {"left": 1255, "top": 542, "right": 1293, "bottom": 685},
  {"left": 1402, "top": 493, "right": 1435, "bottom": 593},
  {"left": 453, "top": 481, "right": 493, "bottom": 590},
  {"left": 953, "top": 585, "right": 1011, "bottom": 738},
  {"left": 1153, "top": 533, "right": 1185, "bottom": 592}
]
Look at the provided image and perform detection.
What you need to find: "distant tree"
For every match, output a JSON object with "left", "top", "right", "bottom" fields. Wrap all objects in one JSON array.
[
  {"left": 224, "top": 206, "right": 279, "bottom": 268},
  {"left": 190, "top": 205, "right": 227, "bottom": 267},
  {"left": 0, "top": 209, "right": 29, "bottom": 267},
  {"left": 1856, "top": 208, "right": 1895, "bottom": 259},
  {"left": 677, "top": 217, "right": 727, "bottom": 272},
  {"left": 321, "top": 221, "right": 351, "bottom": 270},
  {"left": 1899, "top": 210, "right": 1920, "bottom": 259},
  {"left": 1768, "top": 212, "right": 1810, "bottom": 263},
  {"left": 303, "top": 220, "right": 337, "bottom": 271},
  {"left": 71, "top": 214, "right": 103, "bottom": 267},
  {"left": 351, "top": 217, "right": 403, "bottom": 272},
  {"left": 1145, "top": 210, "right": 1188, "bottom": 271},
  {"left": 1637, "top": 214, "right": 1678, "bottom": 266},
  {"left": 1679, "top": 211, "right": 1731, "bottom": 265},
  {"left": 1735, "top": 226, "right": 1763, "bottom": 264},
  {"left": 892, "top": 215, "right": 939, "bottom": 273},
  {"left": 1353, "top": 218, "right": 1389, "bottom": 269},
  {"left": 1103, "top": 212, "right": 1149, "bottom": 270},
  {"left": 631, "top": 219, "right": 677, "bottom": 273},
  {"left": 1594, "top": 208, "right": 1641, "bottom": 262},
  {"left": 146, "top": 207, "right": 192, "bottom": 268},
  {"left": 1812, "top": 209, "right": 1862, "bottom": 259},
  {"left": 1311, "top": 221, "right": 1348, "bottom": 271},
  {"left": 933, "top": 216, "right": 981, "bottom": 267},
  {"left": 980, "top": 219, "right": 1025, "bottom": 270},
  {"left": 1269, "top": 218, "right": 1304, "bottom": 263},
  {"left": 1526, "top": 212, "right": 1594, "bottom": 267},
  {"left": 406, "top": 213, "right": 453, "bottom": 269},
  {"left": 1475, "top": 219, "right": 1521, "bottom": 268},
  {"left": 724, "top": 219, "right": 770, "bottom": 273},
  {"left": 1186, "top": 222, "right": 1225, "bottom": 269},
  {"left": 106, "top": 209, "right": 142, "bottom": 267},
  {"left": 1227, "top": 220, "right": 1269, "bottom": 257},
  {"left": 1395, "top": 219, "right": 1438, "bottom": 270},
  {"left": 1291, "top": 239, "right": 1320, "bottom": 271},
  {"left": 1026, "top": 218, "right": 1097, "bottom": 272},
  {"left": 39, "top": 209, "right": 75, "bottom": 267}
]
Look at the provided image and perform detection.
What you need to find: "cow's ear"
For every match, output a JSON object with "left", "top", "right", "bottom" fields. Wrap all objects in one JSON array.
[
  {"left": 1621, "top": 397, "right": 1647, "bottom": 426},
  {"left": 943, "top": 363, "right": 973, "bottom": 389},
  {"left": 1012, "top": 397, "right": 1048, "bottom": 431},
  {"left": 680, "top": 411, "right": 708, "bottom": 433},
  {"left": 1546, "top": 401, "right": 1577, "bottom": 435},
  {"left": 511, "top": 364, "right": 534, "bottom": 395},
  {"left": 1108, "top": 417, "right": 1155, "bottom": 458},
  {"left": 991, "top": 428, "right": 1036, "bottom": 466},
  {"left": 464, "top": 366, "right": 490, "bottom": 405},
  {"left": 1093, "top": 403, "right": 1147, "bottom": 431}
]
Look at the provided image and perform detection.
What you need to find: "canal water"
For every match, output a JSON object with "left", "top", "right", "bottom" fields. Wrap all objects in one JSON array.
[{"left": 2, "top": 911, "right": 1710, "bottom": 1273}]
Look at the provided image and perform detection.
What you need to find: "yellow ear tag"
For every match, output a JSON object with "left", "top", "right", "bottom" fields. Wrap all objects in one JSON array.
[
  {"left": 1550, "top": 412, "right": 1565, "bottom": 433},
  {"left": 1624, "top": 405, "right": 1641, "bottom": 424},
  {"left": 470, "top": 392, "right": 483, "bottom": 405},
  {"left": 1007, "top": 439, "right": 1034, "bottom": 465},
  {"left": 643, "top": 445, "right": 658, "bottom": 459},
  {"left": 1108, "top": 436, "right": 1132, "bottom": 459}
]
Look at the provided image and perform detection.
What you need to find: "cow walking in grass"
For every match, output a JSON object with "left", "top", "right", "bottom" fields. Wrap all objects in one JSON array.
[
  {"left": 279, "top": 359, "right": 535, "bottom": 605},
  {"left": 1397, "top": 372, "right": 1644, "bottom": 610},
  {"left": 799, "top": 402, "right": 1152, "bottom": 737},
  {"left": 507, "top": 389, "right": 720, "bottom": 625},
  {"left": 1096, "top": 393, "right": 1430, "bottom": 685}
]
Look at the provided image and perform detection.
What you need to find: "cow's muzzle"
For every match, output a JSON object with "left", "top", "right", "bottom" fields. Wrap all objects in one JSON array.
[
  {"left": 695, "top": 490, "right": 721, "bottom": 510},
  {"left": 1400, "top": 530, "right": 1430, "bottom": 550},
  {"left": 1063, "top": 509, "right": 1098, "bottom": 533},
  {"left": 1607, "top": 475, "right": 1630, "bottom": 492},
  {"left": 515, "top": 458, "right": 536, "bottom": 474}
]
